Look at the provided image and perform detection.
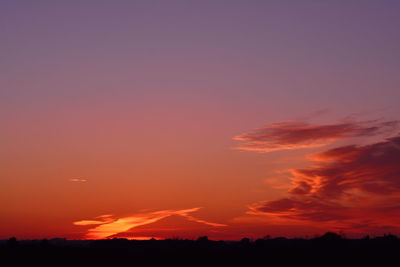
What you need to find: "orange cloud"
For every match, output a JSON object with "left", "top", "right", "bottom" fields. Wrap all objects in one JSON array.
[
  {"left": 184, "top": 215, "right": 226, "bottom": 227},
  {"left": 70, "top": 178, "right": 87, "bottom": 182},
  {"left": 233, "top": 120, "right": 398, "bottom": 152},
  {"left": 74, "top": 208, "right": 226, "bottom": 239},
  {"left": 73, "top": 216, "right": 114, "bottom": 226},
  {"left": 250, "top": 135, "right": 400, "bottom": 233}
]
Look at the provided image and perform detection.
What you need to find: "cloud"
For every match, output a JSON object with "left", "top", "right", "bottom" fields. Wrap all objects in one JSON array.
[
  {"left": 250, "top": 136, "right": 400, "bottom": 232},
  {"left": 73, "top": 219, "right": 112, "bottom": 226},
  {"left": 184, "top": 215, "right": 227, "bottom": 227},
  {"left": 233, "top": 120, "right": 398, "bottom": 152},
  {"left": 73, "top": 208, "right": 226, "bottom": 239},
  {"left": 70, "top": 178, "right": 87, "bottom": 182}
]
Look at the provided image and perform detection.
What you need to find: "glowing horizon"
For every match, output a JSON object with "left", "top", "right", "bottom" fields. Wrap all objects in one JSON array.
[{"left": 73, "top": 208, "right": 226, "bottom": 239}]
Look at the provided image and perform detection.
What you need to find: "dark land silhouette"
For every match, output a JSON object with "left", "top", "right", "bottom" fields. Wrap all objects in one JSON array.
[{"left": 1, "top": 232, "right": 400, "bottom": 266}]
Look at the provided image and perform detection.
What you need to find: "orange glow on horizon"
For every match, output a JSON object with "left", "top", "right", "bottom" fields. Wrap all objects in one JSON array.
[{"left": 74, "top": 208, "right": 226, "bottom": 240}]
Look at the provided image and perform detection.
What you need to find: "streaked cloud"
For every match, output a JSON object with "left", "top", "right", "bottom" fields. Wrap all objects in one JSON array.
[
  {"left": 249, "top": 135, "right": 400, "bottom": 232},
  {"left": 70, "top": 178, "right": 87, "bottom": 182},
  {"left": 74, "top": 208, "right": 226, "bottom": 239},
  {"left": 73, "top": 219, "right": 112, "bottom": 226},
  {"left": 184, "top": 215, "right": 226, "bottom": 227},
  {"left": 233, "top": 120, "right": 398, "bottom": 152}
]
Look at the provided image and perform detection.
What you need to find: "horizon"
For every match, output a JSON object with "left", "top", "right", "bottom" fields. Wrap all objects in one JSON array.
[
  {"left": 2, "top": 1, "right": 400, "bottom": 241},
  {"left": 2, "top": 231, "right": 399, "bottom": 242}
]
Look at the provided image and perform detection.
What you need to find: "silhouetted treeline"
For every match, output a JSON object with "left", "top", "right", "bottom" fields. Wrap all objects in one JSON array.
[{"left": 1, "top": 233, "right": 400, "bottom": 266}]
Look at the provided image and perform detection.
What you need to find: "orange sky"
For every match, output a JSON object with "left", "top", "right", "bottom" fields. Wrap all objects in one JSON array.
[{"left": 2, "top": 116, "right": 400, "bottom": 240}]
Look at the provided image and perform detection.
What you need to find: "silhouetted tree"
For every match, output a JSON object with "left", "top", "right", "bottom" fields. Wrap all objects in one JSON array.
[
  {"left": 40, "top": 239, "right": 49, "bottom": 247},
  {"left": 317, "top": 232, "right": 343, "bottom": 241},
  {"left": 254, "top": 238, "right": 265, "bottom": 247},
  {"left": 362, "top": 235, "right": 370, "bottom": 240},
  {"left": 197, "top": 236, "right": 209, "bottom": 243},
  {"left": 7, "top": 237, "right": 18, "bottom": 248},
  {"left": 381, "top": 234, "right": 397, "bottom": 240},
  {"left": 240, "top": 237, "right": 251, "bottom": 245}
]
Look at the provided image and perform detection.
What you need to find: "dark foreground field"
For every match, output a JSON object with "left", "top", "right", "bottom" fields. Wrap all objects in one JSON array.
[{"left": 1, "top": 233, "right": 399, "bottom": 266}]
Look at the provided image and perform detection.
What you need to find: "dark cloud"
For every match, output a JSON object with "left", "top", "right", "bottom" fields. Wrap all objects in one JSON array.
[
  {"left": 234, "top": 120, "right": 398, "bottom": 152},
  {"left": 251, "top": 136, "right": 400, "bottom": 232}
]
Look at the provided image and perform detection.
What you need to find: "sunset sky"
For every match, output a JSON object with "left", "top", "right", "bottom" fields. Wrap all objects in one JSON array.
[{"left": 1, "top": 1, "right": 400, "bottom": 240}]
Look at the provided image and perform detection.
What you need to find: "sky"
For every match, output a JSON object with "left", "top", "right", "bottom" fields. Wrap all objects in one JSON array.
[{"left": 1, "top": 0, "right": 400, "bottom": 240}]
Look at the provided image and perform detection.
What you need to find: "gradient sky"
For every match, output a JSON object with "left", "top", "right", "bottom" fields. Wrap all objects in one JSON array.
[{"left": 1, "top": 0, "right": 400, "bottom": 240}]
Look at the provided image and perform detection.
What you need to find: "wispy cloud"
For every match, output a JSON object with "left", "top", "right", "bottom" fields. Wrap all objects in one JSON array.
[
  {"left": 184, "top": 215, "right": 226, "bottom": 227},
  {"left": 70, "top": 178, "right": 87, "bottom": 182},
  {"left": 233, "top": 120, "right": 398, "bottom": 153},
  {"left": 74, "top": 208, "right": 226, "bottom": 239}
]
